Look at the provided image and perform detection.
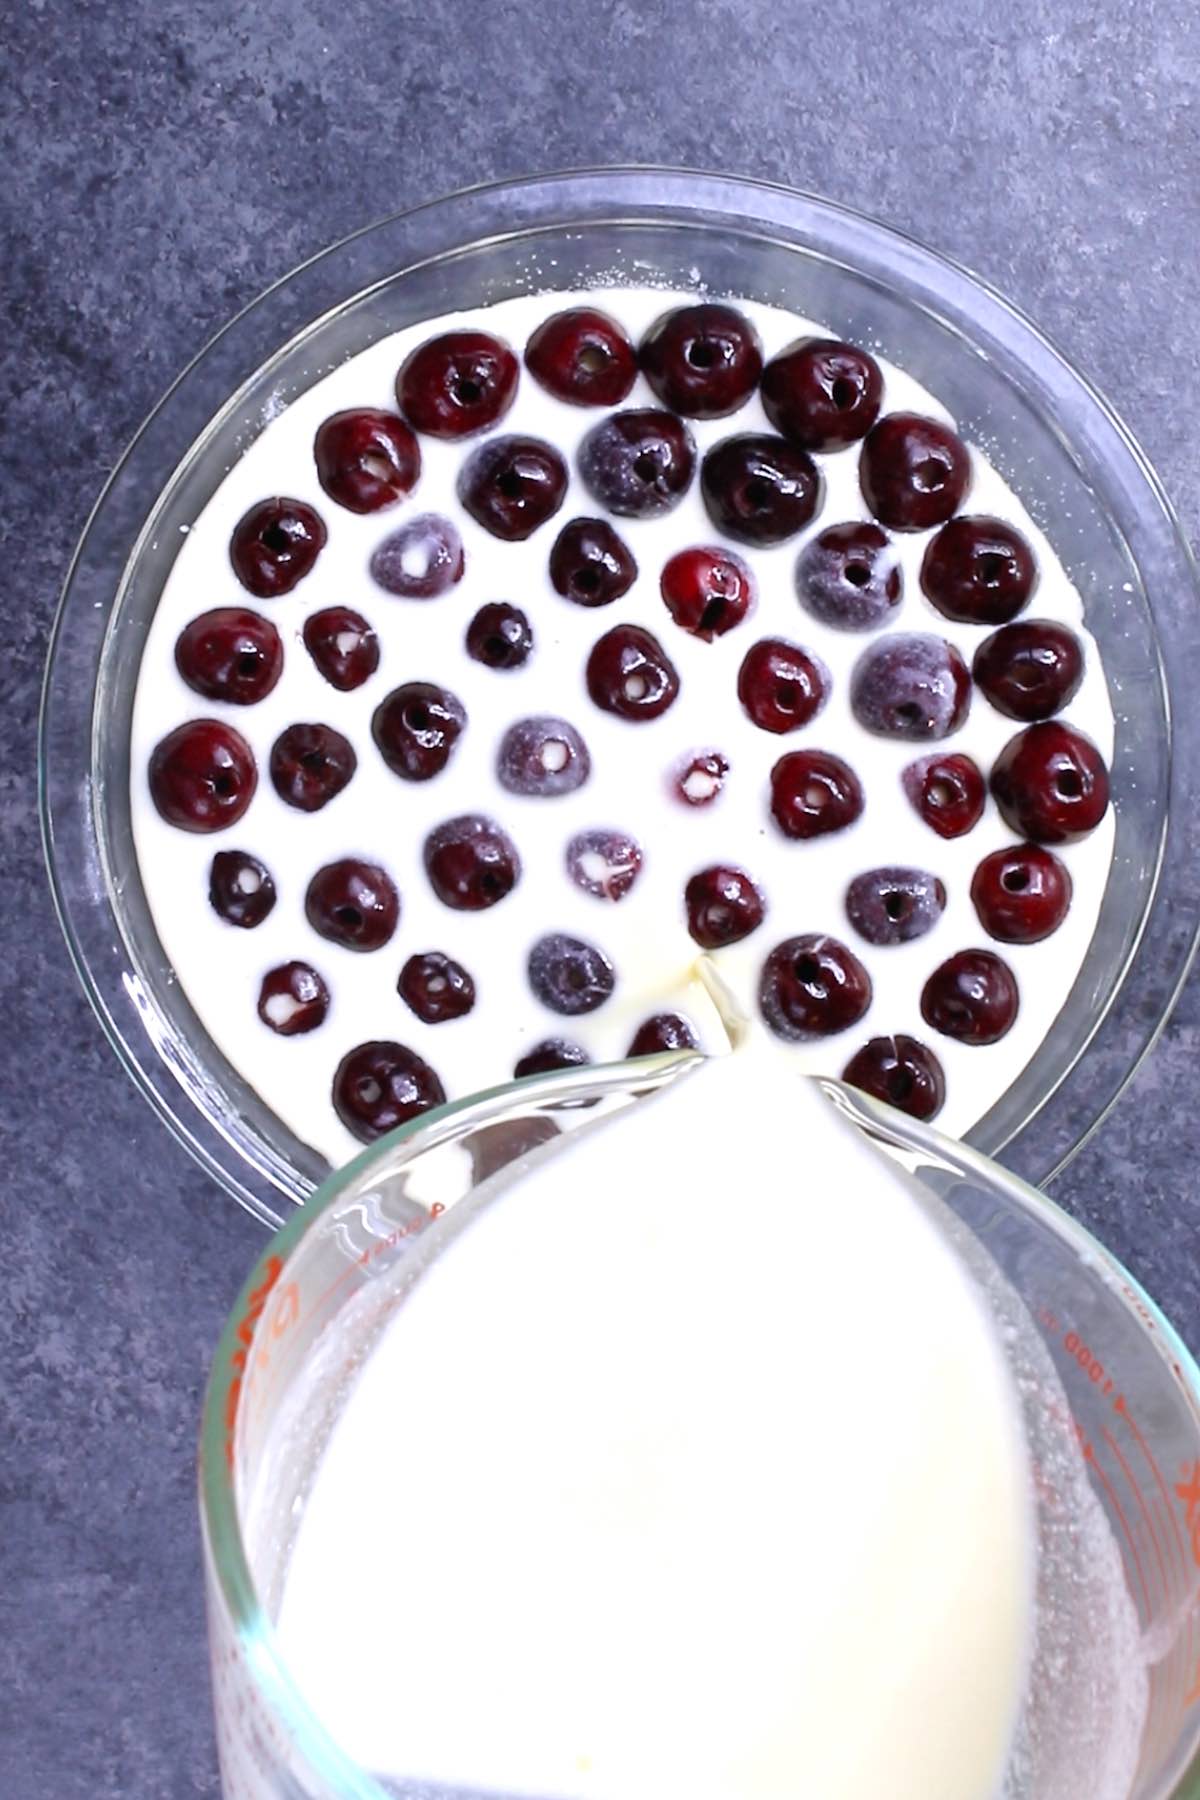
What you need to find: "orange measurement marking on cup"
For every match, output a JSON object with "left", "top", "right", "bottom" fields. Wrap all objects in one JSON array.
[
  {"left": 1119, "top": 1394, "right": 1191, "bottom": 1582},
  {"left": 1059, "top": 1322, "right": 1191, "bottom": 1584},
  {"left": 1085, "top": 1434, "right": 1152, "bottom": 1620},
  {"left": 1061, "top": 1316, "right": 1196, "bottom": 1723},
  {"left": 267, "top": 1281, "right": 300, "bottom": 1340},
  {"left": 223, "top": 1254, "right": 284, "bottom": 1469},
  {"left": 1175, "top": 1461, "right": 1200, "bottom": 1568},
  {"left": 1103, "top": 1424, "right": 1169, "bottom": 1602}
]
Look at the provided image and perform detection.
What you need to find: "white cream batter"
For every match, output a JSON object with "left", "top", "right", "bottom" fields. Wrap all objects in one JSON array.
[
  {"left": 272, "top": 1055, "right": 1035, "bottom": 1798},
  {"left": 129, "top": 288, "right": 1115, "bottom": 1165}
]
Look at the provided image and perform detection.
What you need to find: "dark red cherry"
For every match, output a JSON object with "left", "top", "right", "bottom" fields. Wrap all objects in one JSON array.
[
  {"left": 860, "top": 413, "right": 971, "bottom": 531},
  {"left": 313, "top": 408, "right": 420, "bottom": 513},
  {"left": 850, "top": 635, "right": 970, "bottom": 740},
  {"left": 700, "top": 434, "right": 821, "bottom": 546},
  {"left": 458, "top": 434, "right": 568, "bottom": 541},
  {"left": 921, "top": 517, "right": 1037, "bottom": 624},
  {"left": 302, "top": 607, "right": 380, "bottom": 691},
  {"left": 759, "top": 934, "right": 872, "bottom": 1040},
  {"left": 230, "top": 498, "right": 326, "bottom": 598},
  {"left": 660, "top": 546, "right": 754, "bottom": 641},
  {"left": 333, "top": 1041, "right": 446, "bottom": 1143},
  {"left": 737, "top": 638, "right": 829, "bottom": 735},
  {"left": 684, "top": 865, "right": 766, "bottom": 949},
  {"left": 761, "top": 338, "right": 883, "bottom": 451},
  {"left": 921, "top": 949, "right": 1019, "bottom": 1044},
  {"left": 257, "top": 962, "right": 330, "bottom": 1036},
  {"left": 973, "top": 621, "right": 1083, "bottom": 721},
  {"left": 672, "top": 750, "right": 730, "bottom": 807},
  {"left": 845, "top": 867, "right": 946, "bottom": 946},
  {"left": 398, "top": 951, "right": 476, "bottom": 1024},
  {"left": 639, "top": 303, "right": 763, "bottom": 419},
  {"left": 372, "top": 683, "right": 466, "bottom": 782},
  {"left": 528, "top": 932, "right": 615, "bottom": 1015},
  {"left": 395, "top": 330, "right": 518, "bottom": 438},
  {"left": 305, "top": 859, "right": 399, "bottom": 951},
  {"left": 514, "top": 1038, "right": 591, "bottom": 1079},
  {"left": 989, "top": 721, "right": 1110, "bottom": 844},
  {"left": 842, "top": 1036, "right": 945, "bottom": 1121},
  {"left": 971, "top": 843, "right": 1072, "bottom": 943},
  {"left": 524, "top": 308, "right": 637, "bottom": 407},
  {"left": 370, "top": 514, "right": 464, "bottom": 599},
  {"left": 465, "top": 602, "right": 533, "bottom": 669},
  {"left": 627, "top": 1014, "right": 699, "bottom": 1056},
  {"left": 549, "top": 518, "right": 637, "bottom": 608},
  {"left": 269, "top": 723, "right": 356, "bottom": 812},
  {"left": 497, "top": 717, "right": 591, "bottom": 797},
  {"left": 424, "top": 815, "right": 521, "bottom": 911},
  {"left": 208, "top": 850, "right": 276, "bottom": 928},
  {"left": 795, "top": 522, "right": 902, "bottom": 632},
  {"left": 175, "top": 608, "right": 283, "bottom": 706},
  {"left": 586, "top": 625, "right": 680, "bottom": 721},
  {"left": 149, "top": 720, "right": 257, "bottom": 832},
  {"left": 577, "top": 409, "right": 696, "bottom": 518},
  {"left": 902, "top": 753, "right": 986, "bottom": 839},
  {"left": 565, "top": 829, "right": 644, "bottom": 902},
  {"left": 770, "top": 750, "right": 864, "bottom": 840}
]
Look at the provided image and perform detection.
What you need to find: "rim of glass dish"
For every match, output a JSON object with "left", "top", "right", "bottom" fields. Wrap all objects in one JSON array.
[
  {"left": 199, "top": 1060, "right": 1200, "bottom": 1800},
  {"left": 39, "top": 165, "right": 1200, "bottom": 1224}
]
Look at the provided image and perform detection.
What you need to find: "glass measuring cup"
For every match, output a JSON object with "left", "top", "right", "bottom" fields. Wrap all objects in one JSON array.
[{"left": 199, "top": 1054, "right": 1200, "bottom": 1799}]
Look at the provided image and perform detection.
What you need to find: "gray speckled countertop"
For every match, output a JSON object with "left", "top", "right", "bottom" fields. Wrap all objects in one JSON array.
[{"left": 4, "top": 2, "right": 1200, "bottom": 1793}]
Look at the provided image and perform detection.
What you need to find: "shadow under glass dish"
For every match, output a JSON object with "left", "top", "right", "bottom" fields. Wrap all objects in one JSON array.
[{"left": 40, "top": 170, "right": 1200, "bottom": 1225}]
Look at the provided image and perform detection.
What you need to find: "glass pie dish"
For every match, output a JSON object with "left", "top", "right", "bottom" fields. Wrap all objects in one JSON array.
[{"left": 39, "top": 168, "right": 1200, "bottom": 1228}]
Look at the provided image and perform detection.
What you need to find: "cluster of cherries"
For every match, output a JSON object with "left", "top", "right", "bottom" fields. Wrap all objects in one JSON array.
[{"left": 150, "top": 301, "right": 1111, "bottom": 1140}]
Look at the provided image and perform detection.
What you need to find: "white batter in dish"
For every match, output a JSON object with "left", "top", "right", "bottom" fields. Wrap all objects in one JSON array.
[{"left": 129, "top": 287, "right": 1115, "bottom": 1165}]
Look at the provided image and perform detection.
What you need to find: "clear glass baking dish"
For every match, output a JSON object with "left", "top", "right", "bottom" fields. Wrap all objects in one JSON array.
[{"left": 39, "top": 168, "right": 1200, "bottom": 1228}]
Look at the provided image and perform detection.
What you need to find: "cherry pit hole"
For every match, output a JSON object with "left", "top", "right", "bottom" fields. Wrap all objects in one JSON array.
[
  {"left": 913, "top": 457, "right": 946, "bottom": 494},
  {"left": 362, "top": 451, "right": 397, "bottom": 484},
  {"left": 577, "top": 343, "right": 611, "bottom": 375}
]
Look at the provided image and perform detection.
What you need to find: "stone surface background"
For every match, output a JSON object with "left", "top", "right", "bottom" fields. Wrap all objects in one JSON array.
[{"left": 4, "top": 1, "right": 1200, "bottom": 1792}]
